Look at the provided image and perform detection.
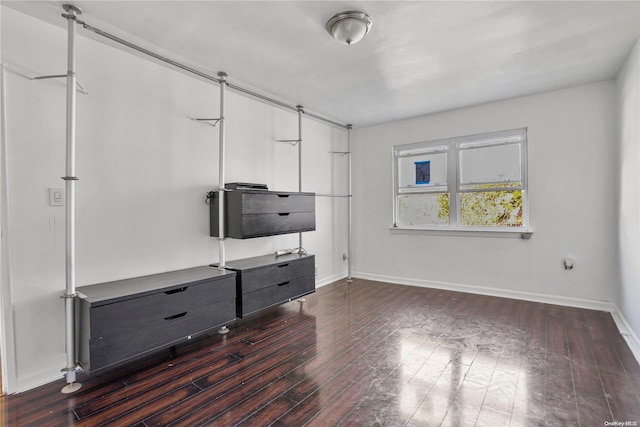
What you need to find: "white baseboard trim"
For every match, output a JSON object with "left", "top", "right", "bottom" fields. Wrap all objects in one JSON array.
[
  {"left": 14, "top": 365, "right": 65, "bottom": 394},
  {"left": 352, "top": 271, "right": 640, "bottom": 365},
  {"left": 316, "top": 272, "right": 348, "bottom": 288},
  {"left": 610, "top": 305, "right": 640, "bottom": 366},
  {"left": 353, "top": 271, "right": 616, "bottom": 311}
]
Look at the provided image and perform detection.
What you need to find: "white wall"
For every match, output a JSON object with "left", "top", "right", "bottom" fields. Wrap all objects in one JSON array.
[
  {"left": 0, "top": 7, "right": 348, "bottom": 393},
  {"left": 352, "top": 82, "right": 619, "bottom": 305},
  {"left": 617, "top": 39, "right": 640, "bottom": 350}
]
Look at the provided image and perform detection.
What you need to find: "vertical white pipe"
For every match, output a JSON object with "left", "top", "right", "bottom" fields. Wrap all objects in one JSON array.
[
  {"left": 346, "top": 125, "right": 353, "bottom": 281},
  {"left": 297, "top": 105, "right": 303, "bottom": 250},
  {"left": 217, "top": 72, "right": 227, "bottom": 268},
  {"left": 61, "top": 3, "right": 82, "bottom": 393},
  {"left": 1, "top": 65, "right": 18, "bottom": 394}
]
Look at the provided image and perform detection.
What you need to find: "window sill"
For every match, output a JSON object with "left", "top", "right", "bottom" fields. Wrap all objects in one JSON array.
[{"left": 389, "top": 226, "right": 533, "bottom": 239}]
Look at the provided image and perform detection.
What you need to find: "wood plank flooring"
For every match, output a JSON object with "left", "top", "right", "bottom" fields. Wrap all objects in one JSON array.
[{"left": 1, "top": 278, "right": 639, "bottom": 426}]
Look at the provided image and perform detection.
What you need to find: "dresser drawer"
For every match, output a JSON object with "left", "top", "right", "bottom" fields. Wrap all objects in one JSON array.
[
  {"left": 239, "top": 192, "right": 315, "bottom": 214},
  {"left": 239, "top": 275, "right": 315, "bottom": 317},
  {"left": 239, "top": 256, "right": 315, "bottom": 293},
  {"left": 238, "top": 212, "right": 315, "bottom": 238},
  {"left": 210, "top": 189, "right": 316, "bottom": 238},
  {"left": 88, "top": 278, "right": 234, "bottom": 338},
  {"left": 76, "top": 267, "right": 237, "bottom": 373},
  {"left": 85, "top": 300, "right": 235, "bottom": 372},
  {"left": 223, "top": 254, "right": 315, "bottom": 318}
]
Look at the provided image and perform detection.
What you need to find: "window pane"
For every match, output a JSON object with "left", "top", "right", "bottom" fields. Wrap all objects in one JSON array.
[
  {"left": 459, "top": 190, "right": 523, "bottom": 227},
  {"left": 459, "top": 143, "right": 521, "bottom": 187},
  {"left": 398, "top": 193, "right": 449, "bottom": 226},
  {"left": 398, "top": 152, "right": 447, "bottom": 191}
]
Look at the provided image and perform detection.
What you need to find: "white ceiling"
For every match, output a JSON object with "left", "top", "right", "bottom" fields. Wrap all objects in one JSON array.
[{"left": 4, "top": 1, "right": 640, "bottom": 127}]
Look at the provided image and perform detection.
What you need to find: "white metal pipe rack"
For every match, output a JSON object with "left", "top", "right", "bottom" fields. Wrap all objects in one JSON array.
[
  {"left": 61, "top": 3, "right": 82, "bottom": 394},
  {"left": 217, "top": 72, "right": 228, "bottom": 269}
]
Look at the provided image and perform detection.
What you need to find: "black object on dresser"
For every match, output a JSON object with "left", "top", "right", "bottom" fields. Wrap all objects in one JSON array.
[
  {"left": 75, "top": 267, "right": 236, "bottom": 373},
  {"left": 222, "top": 253, "right": 315, "bottom": 318},
  {"left": 210, "top": 184, "right": 315, "bottom": 239}
]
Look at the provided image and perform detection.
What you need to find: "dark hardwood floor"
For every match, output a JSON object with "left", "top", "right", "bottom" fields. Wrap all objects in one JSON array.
[{"left": 1, "top": 278, "right": 639, "bottom": 426}]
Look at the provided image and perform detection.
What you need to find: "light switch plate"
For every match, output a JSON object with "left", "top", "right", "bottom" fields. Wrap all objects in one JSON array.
[{"left": 49, "top": 188, "right": 64, "bottom": 206}]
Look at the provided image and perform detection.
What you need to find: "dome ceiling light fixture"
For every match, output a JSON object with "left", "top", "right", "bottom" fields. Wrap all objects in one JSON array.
[{"left": 326, "top": 10, "right": 373, "bottom": 46}]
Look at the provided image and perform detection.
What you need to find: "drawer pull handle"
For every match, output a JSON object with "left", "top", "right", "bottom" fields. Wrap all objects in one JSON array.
[
  {"left": 165, "top": 287, "right": 188, "bottom": 295},
  {"left": 277, "top": 264, "right": 289, "bottom": 268},
  {"left": 164, "top": 312, "right": 188, "bottom": 321},
  {"left": 278, "top": 212, "right": 290, "bottom": 216},
  {"left": 277, "top": 194, "right": 290, "bottom": 198},
  {"left": 277, "top": 281, "right": 291, "bottom": 287}
]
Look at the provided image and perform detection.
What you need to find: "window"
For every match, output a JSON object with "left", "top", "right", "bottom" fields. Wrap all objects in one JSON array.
[{"left": 392, "top": 128, "right": 529, "bottom": 234}]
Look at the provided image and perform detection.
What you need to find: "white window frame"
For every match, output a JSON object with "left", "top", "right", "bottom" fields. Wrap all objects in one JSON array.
[{"left": 392, "top": 128, "right": 531, "bottom": 238}]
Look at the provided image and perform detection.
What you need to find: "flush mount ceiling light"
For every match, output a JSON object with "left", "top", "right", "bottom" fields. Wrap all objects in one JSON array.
[{"left": 326, "top": 10, "right": 373, "bottom": 46}]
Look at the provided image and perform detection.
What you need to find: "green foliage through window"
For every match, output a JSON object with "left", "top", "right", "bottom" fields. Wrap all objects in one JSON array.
[
  {"left": 437, "top": 193, "right": 449, "bottom": 220},
  {"left": 460, "top": 189, "right": 523, "bottom": 227}
]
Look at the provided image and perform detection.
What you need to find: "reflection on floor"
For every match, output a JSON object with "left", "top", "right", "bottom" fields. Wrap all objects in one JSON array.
[{"left": 1, "top": 278, "right": 639, "bottom": 426}]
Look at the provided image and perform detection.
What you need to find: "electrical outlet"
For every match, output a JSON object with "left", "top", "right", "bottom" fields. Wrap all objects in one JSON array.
[{"left": 49, "top": 188, "right": 64, "bottom": 206}]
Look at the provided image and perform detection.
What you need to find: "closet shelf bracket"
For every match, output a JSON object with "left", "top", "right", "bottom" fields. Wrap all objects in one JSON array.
[
  {"left": 275, "top": 139, "right": 301, "bottom": 146},
  {"left": 32, "top": 74, "right": 89, "bottom": 94},
  {"left": 190, "top": 117, "right": 221, "bottom": 127}
]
